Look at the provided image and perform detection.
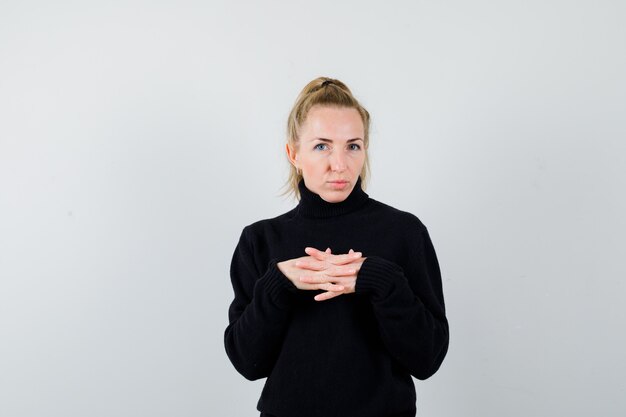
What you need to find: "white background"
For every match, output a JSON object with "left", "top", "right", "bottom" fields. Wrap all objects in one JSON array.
[{"left": 1, "top": 1, "right": 625, "bottom": 416}]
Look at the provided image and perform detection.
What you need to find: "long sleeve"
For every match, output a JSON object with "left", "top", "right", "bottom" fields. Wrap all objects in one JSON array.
[
  {"left": 355, "top": 226, "right": 449, "bottom": 380},
  {"left": 224, "top": 227, "right": 297, "bottom": 381},
  {"left": 225, "top": 181, "right": 448, "bottom": 416}
]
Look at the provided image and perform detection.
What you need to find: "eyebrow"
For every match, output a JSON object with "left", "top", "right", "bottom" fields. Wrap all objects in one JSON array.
[{"left": 311, "top": 137, "right": 364, "bottom": 143}]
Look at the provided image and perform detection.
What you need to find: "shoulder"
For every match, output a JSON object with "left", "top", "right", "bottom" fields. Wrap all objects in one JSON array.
[
  {"left": 365, "top": 198, "right": 432, "bottom": 255},
  {"left": 359, "top": 198, "right": 436, "bottom": 266},
  {"left": 367, "top": 198, "right": 428, "bottom": 232},
  {"left": 238, "top": 208, "right": 297, "bottom": 242}
]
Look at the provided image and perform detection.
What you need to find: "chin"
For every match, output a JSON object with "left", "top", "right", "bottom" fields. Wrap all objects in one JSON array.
[{"left": 320, "top": 191, "right": 349, "bottom": 203}]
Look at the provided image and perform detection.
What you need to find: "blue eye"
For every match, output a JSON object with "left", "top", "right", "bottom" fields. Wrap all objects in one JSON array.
[
  {"left": 314, "top": 143, "right": 329, "bottom": 151},
  {"left": 349, "top": 144, "right": 361, "bottom": 151}
]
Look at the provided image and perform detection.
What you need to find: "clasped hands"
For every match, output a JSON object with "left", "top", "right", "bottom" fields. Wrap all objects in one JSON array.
[{"left": 277, "top": 247, "right": 366, "bottom": 302}]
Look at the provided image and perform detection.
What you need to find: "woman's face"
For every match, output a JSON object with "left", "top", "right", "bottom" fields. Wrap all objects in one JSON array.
[{"left": 287, "top": 105, "right": 366, "bottom": 203}]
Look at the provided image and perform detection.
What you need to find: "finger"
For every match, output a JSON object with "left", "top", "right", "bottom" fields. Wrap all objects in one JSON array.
[
  {"left": 300, "top": 274, "right": 339, "bottom": 284},
  {"left": 325, "top": 266, "right": 357, "bottom": 277},
  {"left": 296, "top": 282, "right": 319, "bottom": 291},
  {"left": 325, "top": 247, "right": 332, "bottom": 254},
  {"left": 304, "top": 247, "right": 328, "bottom": 261},
  {"left": 299, "top": 276, "right": 345, "bottom": 291},
  {"left": 315, "top": 290, "right": 344, "bottom": 302},
  {"left": 324, "top": 283, "right": 345, "bottom": 292},
  {"left": 304, "top": 246, "right": 325, "bottom": 256},
  {"left": 300, "top": 274, "right": 328, "bottom": 284},
  {"left": 294, "top": 259, "right": 325, "bottom": 271},
  {"left": 328, "top": 252, "right": 363, "bottom": 265}
]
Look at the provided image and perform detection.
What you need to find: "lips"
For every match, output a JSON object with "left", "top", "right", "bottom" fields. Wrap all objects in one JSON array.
[{"left": 328, "top": 180, "right": 349, "bottom": 189}]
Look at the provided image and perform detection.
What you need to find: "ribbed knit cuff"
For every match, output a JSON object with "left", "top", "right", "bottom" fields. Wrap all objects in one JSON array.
[
  {"left": 256, "top": 259, "right": 298, "bottom": 308},
  {"left": 356, "top": 256, "right": 406, "bottom": 300}
]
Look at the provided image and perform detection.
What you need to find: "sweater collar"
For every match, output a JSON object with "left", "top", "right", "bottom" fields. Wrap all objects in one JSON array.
[{"left": 296, "top": 176, "right": 370, "bottom": 219}]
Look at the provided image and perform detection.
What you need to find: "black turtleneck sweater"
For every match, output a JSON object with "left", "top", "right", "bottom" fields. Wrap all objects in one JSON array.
[{"left": 224, "top": 177, "right": 449, "bottom": 417}]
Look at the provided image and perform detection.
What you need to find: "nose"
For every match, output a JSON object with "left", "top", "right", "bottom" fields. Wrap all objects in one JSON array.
[{"left": 330, "top": 149, "right": 347, "bottom": 172}]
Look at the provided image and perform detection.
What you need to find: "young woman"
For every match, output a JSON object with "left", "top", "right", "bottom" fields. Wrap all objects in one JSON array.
[{"left": 224, "top": 77, "right": 449, "bottom": 417}]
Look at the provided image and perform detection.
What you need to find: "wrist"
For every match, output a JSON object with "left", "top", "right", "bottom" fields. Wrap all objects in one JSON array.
[{"left": 355, "top": 256, "right": 404, "bottom": 299}]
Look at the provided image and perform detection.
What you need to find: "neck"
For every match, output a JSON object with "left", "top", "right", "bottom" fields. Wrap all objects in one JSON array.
[{"left": 296, "top": 177, "right": 369, "bottom": 218}]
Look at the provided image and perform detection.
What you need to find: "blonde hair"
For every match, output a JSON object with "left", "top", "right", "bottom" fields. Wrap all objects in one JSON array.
[{"left": 281, "top": 77, "right": 371, "bottom": 200}]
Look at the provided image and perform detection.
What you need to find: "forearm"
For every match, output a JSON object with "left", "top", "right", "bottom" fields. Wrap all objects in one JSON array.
[
  {"left": 224, "top": 260, "right": 296, "bottom": 380},
  {"left": 356, "top": 255, "right": 449, "bottom": 379}
]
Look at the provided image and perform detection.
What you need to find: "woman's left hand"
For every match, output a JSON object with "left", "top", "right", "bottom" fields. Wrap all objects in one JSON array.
[{"left": 296, "top": 247, "right": 366, "bottom": 302}]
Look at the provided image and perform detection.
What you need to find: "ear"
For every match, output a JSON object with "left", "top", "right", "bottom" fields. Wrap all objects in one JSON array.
[{"left": 285, "top": 143, "right": 298, "bottom": 167}]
